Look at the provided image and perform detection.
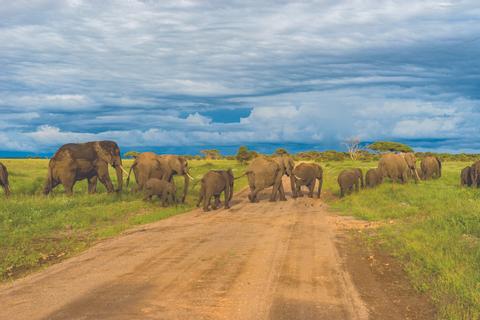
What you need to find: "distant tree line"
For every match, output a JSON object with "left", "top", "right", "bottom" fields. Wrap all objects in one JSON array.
[{"left": 122, "top": 141, "right": 480, "bottom": 163}]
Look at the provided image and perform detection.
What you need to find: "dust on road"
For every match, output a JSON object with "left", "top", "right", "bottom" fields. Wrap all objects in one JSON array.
[{"left": 0, "top": 179, "right": 429, "bottom": 320}]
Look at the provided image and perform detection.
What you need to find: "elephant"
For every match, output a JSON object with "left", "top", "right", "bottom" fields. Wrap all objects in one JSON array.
[
  {"left": 197, "top": 169, "right": 234, "bottom": 212},
  {"left": 461, "top": 166, "right": 472, "bottom": 187},
  {"left": 378, "top": 153, "right": 420, "bottom": 184},
  {"left": 126, "top": 152, "right": 193, "bottom": 203},
  {"left": 292, "top": 163, "right": 323, "bottom": 198},
  {"left": 420, "top": 156, "right": 442, "bottom": 180},
  {"left": 43, "top": 141, "right": 127, "bottom": 195},
  {"left": 0, "top": 162, "right": 11, "bottom": 197},
  {"left": 338, "top": 169, "right": 361, "bottom": 197},
  {"left": 365, "top": 168, "right": 383, "bottom": 188},
  {"left": 245, "top": 155, "right": 295, "bottom": 203},
  {"left": 353, "top": 168, "right": 364, "bottom": 188},
  {"left": 144, "top": 178, "right": 176, "bottom": 207},
  {"left": 469, "top": 161, "right": 480, "bottom": 187}
]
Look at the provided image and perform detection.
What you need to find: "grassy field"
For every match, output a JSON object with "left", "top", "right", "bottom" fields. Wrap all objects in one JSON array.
[
  {"left": 0, "top": 159, "right": 249, "bottom": 281},
  {"left": 323, "top": 160, "right": 480, "bottom": 320},
  {"left": 1, "top": 158, "right": 479, "bottom": 319}
]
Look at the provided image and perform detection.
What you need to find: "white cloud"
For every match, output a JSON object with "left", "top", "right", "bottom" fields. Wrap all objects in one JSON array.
[{"left": 1, "top": 1, "right": 480, "bottom": 152}]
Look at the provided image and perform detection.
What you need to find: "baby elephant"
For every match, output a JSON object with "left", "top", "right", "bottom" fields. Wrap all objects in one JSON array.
[
  {"left": 292, "top": 163, "right": 323, "bottom": 198},
  {"left": 365, "top": 168, "right": 383, "bottom": 188},
  {"left": 338, "top": 169, "right": 362, "bottom": 198},
  {"left": 461, "top": 166, "right": 472, "bottom": 187},
  {"left": 0, "top": 162, "right": 11, "bottom": 197},
  {"left": 197, "top": 169, "right": 234, "bottom": 212},
  {"left": 144, "top": 178, "right": 176, "bottom": 207}
]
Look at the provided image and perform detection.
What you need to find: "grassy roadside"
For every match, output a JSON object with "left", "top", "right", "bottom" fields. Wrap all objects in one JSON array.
[
  {"left": 0, "top": 159, "right": 248, "bottom": 281},
  {"left": 324, "top": 160, "right": 480, "bottom": 319}
]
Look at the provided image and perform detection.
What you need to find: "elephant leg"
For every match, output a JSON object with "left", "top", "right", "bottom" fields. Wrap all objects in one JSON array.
[
  {"left": 97, "top": 163, "right": 114, "bottom": 193},
  {"left": 224, "top": 190, "right": 230, "bottom": 209},
  {"left": 62, "top": 180, "right": 75, "bottom": 196},
  {"left": 354, "top": 181, "right": 359, "bottom": 192},
  {"left": 213, "top": 195, "right": 221, "bottom": 210},
  {"left": 249, "top": 187, "right": 260, "bottom": 203},
  {"left": 278, "top": 183, "right": 287, "bottom": 201},
  {"left": 143, "top": 192, "right": 153, "bottom": 201},
  {"left": 340, "top": 186, "right": 345, "bottom": 198},
  {"left": 308, "top": 180, "right": 316, "bottom": 198},
  {"left": 317, "top": 178, "right": 323, "bottom": 198},
  {"left": 295, "top": 182, "right": 302, "bottom": 198},
  {"left": 88, "top": 176, "right": 97, "bottom": 194},
  {"left": 270, "top": 173, "right": 283, "bottom": 202},
  {"left": 197, "top": 193, "right": 203, "bottom": 207},
  {"left": 203, "top": 192, "right": 211, "bottom": 212}
]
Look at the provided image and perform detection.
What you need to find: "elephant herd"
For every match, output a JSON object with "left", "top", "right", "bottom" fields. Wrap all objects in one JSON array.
[
  {"left": 338, "top": 153, "right": 442, "bottom": 197},
  {"left": 460, "top": 160, "right": 480, "bottom": 187},
  {"left": 0, "top": 143, "right": 476, "bottom": 207}
]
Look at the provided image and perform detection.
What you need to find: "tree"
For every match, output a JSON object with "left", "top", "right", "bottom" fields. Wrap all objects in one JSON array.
[
  {"left": 124, "top": 151, "right": 140, "bottom": 158},
  {"left": 368, "top": 141, "right": 413, "bottom": 153},
  {"left": 343, "top": 138, "right": 361, "bottom": 160},
  {"left": 274, "top": 148, "right": 288, "bottom": 155},
  {"left": 200, "top": 149, "right": 221, "bottom": 160},
  {"left": 236, "top": 146, "right": 253, "bottom": 164}
]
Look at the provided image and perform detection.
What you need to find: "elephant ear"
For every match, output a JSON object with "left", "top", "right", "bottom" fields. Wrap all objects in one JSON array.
[{"left": 94, "top": 142, "right": 112, "bottom": 164}]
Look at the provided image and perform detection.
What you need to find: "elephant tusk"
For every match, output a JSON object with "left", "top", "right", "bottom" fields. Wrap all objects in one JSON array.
[
  {"left": 119, "top": 165, "right": 129, "bottom": 176},
  {"left": 294, "top": 174, "right": 302, "bottom": 180},
  {"left": 186, "top": 172, "right": 194, "bottom": 180}
]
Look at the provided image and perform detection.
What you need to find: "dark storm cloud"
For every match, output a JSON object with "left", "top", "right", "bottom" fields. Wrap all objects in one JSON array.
[{"left": 0, "top": 0, "right": 479, "bottom": 152}]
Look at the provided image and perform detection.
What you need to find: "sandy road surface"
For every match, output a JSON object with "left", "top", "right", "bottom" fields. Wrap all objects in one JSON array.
[{"left": 0, "top": 181, "right": 369, "bottom": 320}]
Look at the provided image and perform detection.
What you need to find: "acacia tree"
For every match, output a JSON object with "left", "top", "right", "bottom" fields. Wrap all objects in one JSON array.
[
  {"left": 236, "top": 146, "right": 253, "bottom": 164},
  {"left": 343, "top": 138, "right": 361, "bottom": 160},
  {"left": 368, "top": 141, "right": 413, "bottom": 153},
  {"left": 201, "top": 149, "right": 221, "bottom": 160},
  {"left": 274, "top": 148, "right": 288, "bottom": 156}
]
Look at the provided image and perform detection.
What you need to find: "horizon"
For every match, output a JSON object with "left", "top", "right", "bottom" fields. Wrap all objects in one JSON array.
[{"left": 1, "top": 1, "right": 479, "bottom": 154}]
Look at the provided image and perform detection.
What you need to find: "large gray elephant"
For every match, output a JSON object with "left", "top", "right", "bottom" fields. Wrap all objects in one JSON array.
[
  {"left": 378, "top": 153, "right": 420, "bottom": 183},
  {"left": 469, "top": 161, "right": 480, "bottom": 187},
  {"left": 43, "top": 141, "right": 127, "bottom": 195},
  {"left": 197, "top": 169, "right": 234, "bottom": 211},
  {"left": 420, "top": 156, "right": 442, "bottom": 180},
  {"left": 0, "top": 162, "right": 11, "bottom": 197},
  {"left": 126, "top": 152, "right": 193, "bottom": 203},
  {"left": 292, "top": 163, "right": 323, "bottom": 198},
  {"left": 246, "top": 155, "right": 295, "bottom": 203},
  {"left": 461, "top": 166, "right": 472, "bottom": 187}
]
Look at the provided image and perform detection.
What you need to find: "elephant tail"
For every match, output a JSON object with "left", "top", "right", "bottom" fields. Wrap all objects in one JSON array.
[
  {"left": 234, "top": 172, "right": 249, "bottom": 180},
  {"left": 126, "top": 162, "right": 137, "bottom": 188},
  {"left": 43, "top": 160, "right": 54, "bottom": 195},
  {"left": 437, "top": 157, "right": 442, "bottom": 176}
]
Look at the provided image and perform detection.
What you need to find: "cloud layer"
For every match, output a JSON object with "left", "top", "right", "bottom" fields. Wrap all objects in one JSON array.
[{"left": 1, "top": 0, "right": 480, "bottom": 153}]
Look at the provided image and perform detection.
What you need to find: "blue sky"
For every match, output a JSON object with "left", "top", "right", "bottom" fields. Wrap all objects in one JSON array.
[{"left": 1, "top": 0, "right": 480, "bottom": 155}]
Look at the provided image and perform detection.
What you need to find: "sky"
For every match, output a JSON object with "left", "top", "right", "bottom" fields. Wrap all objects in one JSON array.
[{"left": 1, "top": 0, "right": 480, "bottom": 156}]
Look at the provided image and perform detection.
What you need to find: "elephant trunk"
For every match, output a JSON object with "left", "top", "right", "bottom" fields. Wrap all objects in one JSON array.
[
  {"left": 290, "top": 174, "right": 296, "bottom": 198},
  {"left": 114, "top": 161, "right": 123, "bottom": 192},
  {"left": 414, "top": 168, "right": 421, "bottom": 183},
  {"left": 181, "top": 173, "right": 190, "bottom": 203}
]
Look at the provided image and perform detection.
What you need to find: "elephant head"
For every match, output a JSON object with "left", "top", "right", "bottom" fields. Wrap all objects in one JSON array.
[
  {"left": 278, "top": 155, "right": 295, "bottom": 194},
  {"left": 156, "top": 155, "right": 193, "bottom": 203},
  {"left": 402, "top": 152, "right": 420, "bottom": 182},
  {"left": 94, "top": 141, "right": 127, "bottom": 191}
]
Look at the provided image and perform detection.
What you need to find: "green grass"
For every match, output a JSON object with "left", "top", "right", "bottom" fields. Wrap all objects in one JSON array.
[
  {"left": 325, "top": 160, "right": 480, "bottom": 319},
  {"left": 1, "top": 158, "right": 479, "bottom": 319},
  {"left": 0, "top": 159, "right": 248, "bottom": 281}
]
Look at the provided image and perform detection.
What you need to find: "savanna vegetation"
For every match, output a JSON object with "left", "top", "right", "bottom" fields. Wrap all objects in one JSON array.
[
  {"left": 0, "top": 159, "right": 249, "bottom": 281},
  {"left": 1, "top": 154, "right": 479, "bottom": 319}
]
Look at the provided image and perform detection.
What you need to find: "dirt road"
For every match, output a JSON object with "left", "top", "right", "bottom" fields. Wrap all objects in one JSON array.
[{"left": 0, "top": 181, "right": 428, "bottom": 320}]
